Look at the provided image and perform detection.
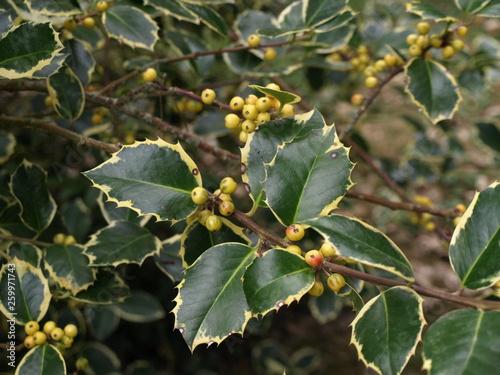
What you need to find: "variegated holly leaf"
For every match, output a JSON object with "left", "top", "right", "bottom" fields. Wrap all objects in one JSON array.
[
  {"left": 71, "top": 270, "right": 130, "bottom": 304},
  {"left": 449, "top": 181, "right": 500, "bottom": 290},
  {"left": 0, "top": 130, "right": 15, "bottom": 164},
  {"left": 63, "top": 39, "right": 95, "bottom": 86},
  {"left": 47, "top": 64, "right": 85, "bottom": 121},
  {"left": 249, "top": 84, "right": 301, "bottom": 113},
  {"left": 173, "top": 243, "right": 256, "bottom": 351},
  {"left": 243, "top": 249, "right": 314, "bottom": 316},
  {"left": 16, "top": 344, "right": 66, "bottom": 375},
  {"left": 8, "top": 242, "right": 42, "bottom": 267},
  {"left": 406, "top": 1, "right": 458, "bottom": 21},
  {"left": 351, "top": 287, "right": 426, "bottom": 375},
  {"left": 83, "top": 139, "right": 201, "bottom": 223},
  {"left": 155, "top": 234, "right": 184, "bottom": 282}
]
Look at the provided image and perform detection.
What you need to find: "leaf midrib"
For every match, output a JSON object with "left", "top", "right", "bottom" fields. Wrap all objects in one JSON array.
[
  {"left": 250, "top": 267, "right": 310, "bottom": 297},
  {"left": 95, "top": 174, "right": 192, "bottom": 195}
]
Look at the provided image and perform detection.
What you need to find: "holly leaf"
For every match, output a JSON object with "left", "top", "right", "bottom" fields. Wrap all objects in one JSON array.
[
  {"left": 155, "top": 234, "right": 184, "bottom": 283},
  {"left": 16, "top": 344, "right": 66, "bottom": 375},
  {"left": 47, "top": 64, "right": 85, "bottom": 121},
  {"left": 351, "top": 287, "right": 426, "bottom": 375},
  {"left": 449, "top": 181, "right": 500, "bottom": 289},
  {"left": 71, "top": 270, "right": 130, "bottom": 304},
  {"left": 249, "top": 84, "right": 301, "bottom": 113},
  {"left": 173, "top": 243, "right": 255, "bottom": 351},
  {"left": 406, "top": 1, "right": 458, "bottom": 21}
]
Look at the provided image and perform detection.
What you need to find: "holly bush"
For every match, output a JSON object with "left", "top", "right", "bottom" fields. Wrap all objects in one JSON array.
[{"left": 0, "top": 0, "right": 499, "bottom": 374}]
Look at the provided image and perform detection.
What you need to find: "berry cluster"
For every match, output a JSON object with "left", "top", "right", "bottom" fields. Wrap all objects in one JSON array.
[
  {"left": 91, "top": 106, "right": 107, "bottom": 125},
  {"left": 453, "top": 203, "right": 466, "bottom": 226},
  {"left": 190, "top": 177, "right": 238, "bottom": 231},
  {"left": 246, "top": 34, "right": 277, "bottom": 61},
  {"left": 173, "top": 96, "right": 204, "bottom": 114},
  {"left": 24, "top": 321, "right": 78, "bottom": 351},
  {"left": 406, "top": 22, "right": 467, "bottom": 60},
  {"left": 225, "top": 83, "right": 296, "bottom": 143},
  {"left": 409, "top": 195, "right": 436, "bottom": 231},
  {"left": 53, "top": 233, "right": 77, "bottom": 245}
]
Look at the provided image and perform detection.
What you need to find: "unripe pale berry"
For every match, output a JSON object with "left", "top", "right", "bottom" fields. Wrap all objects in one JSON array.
[
  {"left": 51, "top": 327, "right": 65, "bottom": 341},
  {"left": 451, "top": 39, "right": 464, "bottom": 52},
  {"left": 247, "top": 34, "right": 260, "bottom": 47},
  {"left": 286, "top": 224, "right": 305, "bottom": 241},
  {"left": 83, "top": 17, "right": 96, "bottom": 29},
  {"left": 453, "top": 216, "right": 461, "bottom": 227},
  {"left": 351, "top": 94, "right": 364, "bottom": 106},
  {"left": 327, "top": 273, "right": 346, "bottom": 292},
  {"left": 384, "top": 54, "right": 397, "bottom": 67},
  {"left": 409, "top": 44, "right": 422, "bottom": 57},
  {"left": 441, "top": 45, "right": 455, "bottom": 59},
  {"left": 229, "top": 96, "right": 245, "bottom": 110},
  {"left": 97, "top": 1, "right": 108, "bottom": 12},
  {"left": 456, "top": 26, "right": 468, "bottom": 37},
  {"left": 206, "top": 215, "right": 222, "bottom": 231},
  {"left": 257, "top": 112, "right": 271, "bottom": 125},
  {"left": 43, "top": 321, "right": 57, "bottom": 334},
  {"left": 64, "top": 18, "right": 77, "bottom": 31},
  {"left": 406, "top": 33, "right": 418, "bottom": 45},
  {"left": 365, "top": 76, "right": 378, "bottom": 89},
  {"left": 305, "top": 250, "right": 323, "bottom": 267},
  {"left": 191, "top": 187, "right": 208, "bottom": 205},
  {"left": 63, "top": 235, "right": 76, "bottom": 245},
  {"left": 242, "top": 119, "right": 257, "bottom": 133},
  {"left": 24, "top": 335, "right": 36, "bottom": 349},
  {"left": 320, "top": 242, "right": 339, "bottom": 257},
  {"left": 242, "top": 104, "right": 258, "bottom": 120},
  {"left": 61, "top": 335, "right": 74, "bottom": 348},
  {"left": 264, "top": 47, "right": 277, "bottom": 61},
  {"left": 76, "top": 357, "right": 89, "bottom": 371},
  {"left": 416, "top": 21, "right": 431, "bottom": 35},
  {"left": 198, "top": 209, "right": 212, "bottom": 226},
  {"left": 429, "top": 34, "right": 443, "bottom": 48},
  {"left": 308, "top": 280, "right": 324, "bottom": 296},
  {"left": 201, "top": 89, "right": 216, "bottom": 104},
  {"left": 53, "top": 233, "right": 65, "bottom": 244},
  {"left": 239, "top": 131, "right": 248, "bottom": 143},
  {"left": 33, "top": 331, "right": 47, "bottom": 345},
  {"left": 245, "top": 94, "right": 259, "bottom": 105},
  {"left": 25, "top": 321, "right": 39, "bottom": 335},
  {"left": 363, "top": 66, "right": 375, "bottom": 77},
  {"left": 64, "top": 324, "right": 79, "bottom": 338},
  {"left": 224, "top": 113, "right": 240, "bottom": 130},
  {"left": 285, "top": 245, "right": 302, "bottom": 256},
  {"left": 220, "top": 177, "right": 237, "bottom": 194},
  {"left": 142, "top": 68, "right": 157, "bottom": 82},
  {"left": 374, "top": 59, "right": 387, "bottom": 72},
  {"left": 256, "top": 97, "right": 272, "bottom": 112},
  {"left": 186, "top": 100, "right": 203, "bottom": 113},
  {"left": 281, "top": 104, "right": 295, "bottom": 117},
  {"left": 219, "top": 201, "right": 235, "bottom": 216}
]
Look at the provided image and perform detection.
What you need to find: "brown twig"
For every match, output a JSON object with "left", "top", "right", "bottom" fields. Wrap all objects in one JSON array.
[{"left": 232, "top": 210, "right": 290, "bottom": 248}]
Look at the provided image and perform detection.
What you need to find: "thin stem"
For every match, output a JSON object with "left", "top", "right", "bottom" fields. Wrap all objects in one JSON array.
[
  {"left": 0, "top": 233, "right": 52, "bottom": 248},
  {"left": 232, "top": 210, "right": 290, "bottom": 248}
]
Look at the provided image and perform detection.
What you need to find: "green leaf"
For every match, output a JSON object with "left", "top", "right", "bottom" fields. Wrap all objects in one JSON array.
[
  {"left": 173, "top": 242, "right": 255, "bottom": 351},
  {"left": 308, "top": 285, "right": 344, "bottom": 324},
  {"left": 103, "top": 5, "right": 159, "bottom": 50},
  {"left": 243, "top": 249, "right": 314, "bottom": 316},
  {"left": 263, "top": 111, "right": 354, "bottom": 225},
  {"left": 477, "top": 0, "right": 500, "bottom": 17},
  {"left": 97, "top": 192, "right": 146, "bottom": 226},
  {"left": 62, "top": 198, "right": 92, "bottom": 243},
  {"left": 312, "top": 23, "right": 356, "bottom": 53},
  {"left": 155, "top": 234, "right": 184, "bottom": 282},
  {"left": 84, "top": 221, "right": 162, "bottom": 267},
  {"left": 303, "top": 215, "right": 414, "bottom": 281},
  {"left": 82, "top": 342, "right": 121, "bottom": 374},
  {"left": 406, "top": 1, "right": 458, "bottom": 21},
  {"left": 63, "top": 39, "right": 95, "bottom": 86},
  {"left": 449, "top": 181, "right": 500, "bottom": 289},
  {"left": 404, "top": 58, "right": 462, "bottom": 124},
  {"left": 476, "top": 122, "right": 500, "bottom": 153},
  {"left": 112, "top": 291, "right": 165, "bottom": 323},
  {"left": 181, "top": 219, "right": 251, "bottom": 267},
  {"left": 71, "top": 270, "right": 130, "bottom": 304},
  {"left": 241, "top": 109, "right": 326, "bottom": 212},
  {"left": 422, "top": 309, "right": 500, "bottom": 375},
  {"left": 0, "top": 201, "right": 37, "bottom": 238},
  {"left": 44, "top": 244, "right": 96, "bottom": 294},
  {"left": 222, "top": 48, "right": 264, "bottom": 75},
  {"left": 86, "top": 305, "right": 120, "bottom": 341},
  {"left": 303, "top": 0, "right": 347, "bottom": 27},
  {"left": 0, "top": 22, "right": 64, "bottom": 79},
  {"left": 83, "top": 139, "right": 201, "bottom": 223},
  {"left": 315, "top": 9, "right": 356, "bottom": 32},
  {"left": 0, "top": 7, "right": 15, "bottom": 37},
  {"left": 183, "top": 3, "right": 228, "bottom": 36},
  {"left": 10, "top": 160, "right": 57, "bottom": 233},
  {"left": 454, "top": 0, "right": 490, "bottom": 13},
  {"left": 15, "top": 344, "right": 66, "bottom": 375},
  {"left": 47, "top": 64, "right": 85, "bottom": 121},
  {"left": 8, "top": 242, "right": 42, "bottom": 267},
  {"left": 146, "top": 0, "right": 199, "bottom": 23},
  {"left": 0, "top": 258, "right": 51, "bottom": 325},
  {"left": 249, "top": 84, "right": 301, "bottom": 113},
  {"left": 167, "top": 31, "right": 215, "bottom": 76},
  {"left": 71, "top": 24, "right": 105, "bottom": 50},
  {"left": 0, "top": 130, "right": 15, "bottom": 164},
  {"left": 20, "top": 0, "right": 81, "bottom": 19},
  {"left": 351, "top": 287, "right": 425, "bottom": 375}
]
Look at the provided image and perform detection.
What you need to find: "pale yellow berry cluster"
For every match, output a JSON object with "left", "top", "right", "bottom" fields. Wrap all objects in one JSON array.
[{"left": 24, "top": 321, "right": 78, "bottom": 351}]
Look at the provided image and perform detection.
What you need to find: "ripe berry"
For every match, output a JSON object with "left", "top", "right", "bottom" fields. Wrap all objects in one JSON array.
[
  {"left": 304, "top": 250, "right": 323, "bottom": 267},
  {"left": 285, "top": 245, "right": 302, "bottom": 256},
  {"left": 206, "top": 215, "right": 222, "bottom": 232},
  {"left": 257, "top": 112, "right": 271, "bottom": 125},
  {"left": 219, "top": 201, "right": 235, "bottom": 216},
  {"left": 319, "top": 242, "right": 339, "bottom": 257},
  {"left": 247, "top": 34, "right": 260, "bottom": 47},
  {"left": 264, "top": 47, "right": 277, "bottom": 61},
  {"left": 63, "top": 235, "right": 76, "bottom": 245},
  {"left": 24, "top": 335, "right": 36, "bottom": 349},
  {"left": 53, "top": 233, "right": 65, "bottom": 244},
  {"left": 63, "top": 18, "right": 77, "bottom": 31},
  {"left": 286, "top": 224, "right": 305, "bottom": 241},
  {"left": 83, "top": 17, "right": 96, "bottom": 29},
  {"left": 25, "top": 321, "right": 39, "bottom": 335},
  {"left": 281, "top": 104, "right": 295, "bottom": 117},
  {"left": 220, "top": 177, "right": 237, "bottom": 194},
  {"left": 242, "top": 119, "right": 257, "bottom": 133},
  {"left": 142, "top": 68, "right": 157, "bottom": 82},
  {"left": 64, "top": 324, "right": 78, "bottom": 338},
  {"left": 191, "top": 187, "right": 208, "bottom": 205},
  {"left": 198, "top": 209, "right": 212, "bottom": 226},
  {"left": 224, "top": 113, "right": 241, "bottom": 130},
  {"left": 96, "top": 1, "right": 108, "bottom": 12},
  {"left": 365, "top": 76, "right": 378, "bottom": 89},
  {"left": 229, "top": 96, "right": 245, "bottom": 110},
  {"left": 441, "top": 45, "right": 455, "bottom": 59},
  {"left": 255, "top": 97, "right": 272, "bottom": 112},
  {"left": 242, "top": 104, "right": 258, "bottom": 120},
  {"left": 456, "top": 26, "right": 468, "bottom": 37},
  {"left": 201, "top": 88, "right": 216, "bottom": 104},
  {"left": 33, "top": 331, "right": 47, "bottom": 345},
  {"left": 409, "top": 44, "right": 422, "bottom": 57},
  {"left": 416, "top": 21, "right": 431, "bottom": 35},
  {"left": 327, "top": 273, "right": 346, "bottom": 292},
  {"left": 308, "top": 281, "right": 324, "bottom": 296},
  {"left": 43, "top": 321, "right": 57, "bottom": 334},
  {"left": 51, "top": 327, "right": 65, "bottom": 341},
  {"left": 351, "top": 94, "right": 364, "bottom": 106}
]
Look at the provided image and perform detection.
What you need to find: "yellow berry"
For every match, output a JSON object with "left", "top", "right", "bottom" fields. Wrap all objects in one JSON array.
[
  {"left": 24, "top": 335, "right": 36, "bottom": 349},
  {"left": 64, "top": 324, "right": 79, "bottom": 338},
  {"left": 374, "top": 59, "right": 387, "bottom": 72},
  {"left": 359, "top": 53, "right": 370, "bottom": 64},
  {"left": 191, "top": 187, "right": 208, "bottom": 205},
  {"left": 451, "top": 39, "right": 464, "bottom": 52},
  {"left": 351, "top": 94, "right": 364, "bottom": 106},
  {"left": 327, "top": 52, "right": 342, "bottom": 61},
  {"left": 219, "top": 201, "right": 235, "bottom": 216},
  {"left": 63, "top": 18, "right": 77, "bottom": 31},
  {"left": 308, "top": 280, "right": 324, "bottom": 296},
  {"left": 455, "top": 203, "right": 466, "bottom": 214},
  {"left": 264, "top": 47, "right": 277, "bottom": 61},
  {"left": 242, "top": 119, "right": 257, "bottom": 133},
  {"left": 281, "top": 104, "right": 295, "bottom": 117},
  {"left": 219, "top": 193, "right": 232, "bottom": 202},
  {"left": 365, "top": 76, "right": 378, "bottom": 89},
  {"left": 425, "top": 221, "right": 436, "bottom": 232},
  {"left": 266, "top": 83, "right": 281, "bottom": 92},
  {"left": 186, "top": 99, "right": 203, "bottom": 113},
  {"left": 224, "top": 113, "right": 241, "bottom": 130},
  {"left": 409, "top": 44, "right": 423, "bottom": 57},
  {"left": 198, "top": 209, "right": 212, "bottom": 226},
  {"left": 33, "top": 331, "right": 47, "bottom": 345},
  {"left": 43, "top": 321, "right": 57, "bottom": 334},
  {"left": 257, "top": 112, "right": 271, "bottom": 125},
  {"left": 53, "top": 233, "right": 65, "bottom": 244},
  {"left": 142, "top": 68, "right": 157, "bottom": 82},
  {"left": 245, "top": 94, "right": 258, "bottom": 105},
  {"left": 453, "top": 216, "right": 461, "bottom": 227},
  {"left": 304, "top": 250, "right": 323, "bottom": 267},
  {"left": 91, "top": 113, "right": 103, "bottom": 125},
  {"left": 96, "top": 1, "right": 108, "bottom": 12},
  {"left": 25, "top": 321, "right": 39, "bottom": 335},
  {"left": 247, "top": 34, "right": 260, "bottom": 47},
  {"left": 76, "top": 358, "right": 89, "bottom": 371},
  {"left": 442, "top": 45, "right": 455, "bottom": 59},
  {"left": 384, "top": 54, "right": 397, "bottom": 67},
  {"left": 229, "top": 96, "right": 245, "bottom": 111},
  {"left": 285, "top": 245, "right": 302, "bottom": 256},
  {"left": 201, "top": 88, "right": 216, "bottom": 105},
  {"left": 414, "top": 195, "right": 432, "bottom": 207},
  {"left": 220, "top": 177, "right": 237, "bottom": 194},
  {"left": 51, "top": 327, "right": 65, "bottom": 341},
  {"left": 406, "top": 33, "right": 419, "bottom": 45},
  {"left": 255, "top": 97, "right": 272, "bottom": 112},
  {"left": 417, "top": 21, "right": 431, "bottom": 35},
  {"left": 286, "top": 224, "right": 305, "bottom": 241},
  {"left": 363, "top": 66, "right": 375, "bottom": 77},
  {"left": 429, "top": 34, "right": 443, "bottom": 48},
  {"left": 44, "top": 95, "right": 53, "bottom": 107},
  {"left": 61, "top": 335, "right": 74, "bottom": 348},
  {"left": 327, "top": 273, "right": 346, "bottom": 292},
  {"left": 319, "top": 242, "right": 339, "bottom": 257},
  {"left": 63, "top": 235, "right": 76, "bottom": 245},
  {"left": 206, "top": 215, "right": 222, "bottom": 232},
  {"left": 456, "top": 26, "right": 468, "bottom": 37},
  {"left": 357, "top": 45, "right": 368, "bottom": 54},
  {"left": 239, "top": 131, "right": 248, "bottom": 143},
  {"left": 417, "top": 35, "right": 429, "bottom": 49},
  {"left": 242, "top": 104, "right": 258, "bottom": 120},
  {"left": 83, "top": 17, "right": 96, "bottom": 29}
]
